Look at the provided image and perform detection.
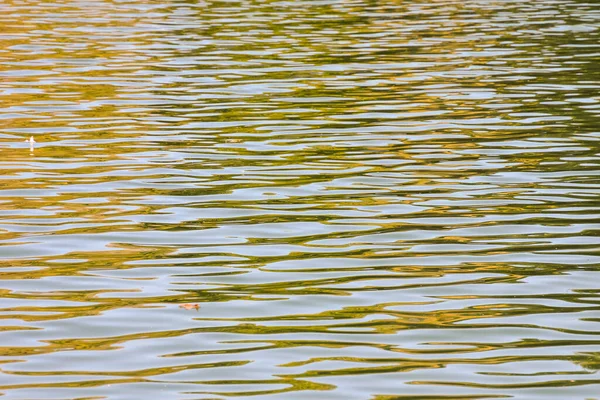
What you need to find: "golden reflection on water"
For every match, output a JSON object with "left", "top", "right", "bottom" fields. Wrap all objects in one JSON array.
[{"left": 1, "top": 0, "right": 600, "bottom": 398}]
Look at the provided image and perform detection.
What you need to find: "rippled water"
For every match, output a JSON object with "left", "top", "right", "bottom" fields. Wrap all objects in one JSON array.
[{"left": 1, "top": 0, "right": 599, "bottom": 398}]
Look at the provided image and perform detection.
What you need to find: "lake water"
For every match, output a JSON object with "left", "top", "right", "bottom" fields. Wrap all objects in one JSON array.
[{"left": 0, "top": 0, "right": 599, "bottom": 399}]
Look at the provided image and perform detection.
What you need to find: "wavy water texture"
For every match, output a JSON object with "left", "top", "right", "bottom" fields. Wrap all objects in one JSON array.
[{"left": 0, "top": 0, "right": 599, "bottom": 399}]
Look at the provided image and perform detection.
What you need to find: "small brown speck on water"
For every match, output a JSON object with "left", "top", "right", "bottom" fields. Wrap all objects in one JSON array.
[{"left": 179, "top": 303, "right": 200, "bottom": 310}]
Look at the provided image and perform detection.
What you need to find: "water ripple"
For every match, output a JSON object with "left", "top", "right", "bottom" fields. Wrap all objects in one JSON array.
[{"left": 0, "top": 0, "right": 599, "bottom": 398}]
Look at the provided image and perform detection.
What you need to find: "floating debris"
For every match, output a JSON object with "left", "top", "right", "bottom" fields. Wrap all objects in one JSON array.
[
  {"left": 179, "top": 303, "right": 200, "bottom": 310},
  {"left": 25, "top": 136, "right": 35, "bottom": 153}
]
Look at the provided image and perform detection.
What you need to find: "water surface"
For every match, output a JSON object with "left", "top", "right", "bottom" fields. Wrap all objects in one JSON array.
[{"left": 1, "top": 0, "right": 599, "bottom": 399}]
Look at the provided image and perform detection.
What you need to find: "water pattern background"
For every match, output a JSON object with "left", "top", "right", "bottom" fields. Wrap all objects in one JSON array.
[{"left": 0, "top": 0, "right": 599, "bottom": 398}]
